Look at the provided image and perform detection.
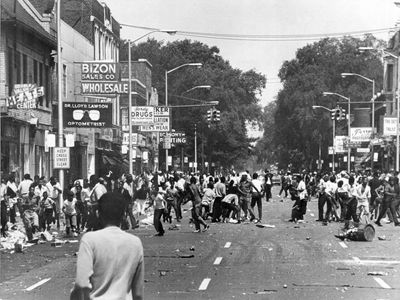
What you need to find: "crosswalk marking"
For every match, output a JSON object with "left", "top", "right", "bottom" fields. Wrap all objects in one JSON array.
[
  {"left": 213, "top": 257, "right": 223, "bottom": 265},
  {"left": 374, "top": 277, "right": 391, "bottom": 289},
  {"left": 224, "top": 242, "right": 231, "bottom": 248},
  {"left": 26, "top": 278, "right": 51, "bottom": 291},
  {"left": 338, "top": 241, "right": 348, "bottom": 248},
  {"left": 199, "top": 278, "right": 211, "bottom": 290}
]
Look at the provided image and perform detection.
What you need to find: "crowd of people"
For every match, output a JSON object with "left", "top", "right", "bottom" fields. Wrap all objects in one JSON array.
[
  {"left": 2, "top": 167, "right": 400, "bottom": 242},
  {"left": 279, "top": 169, "right": 400, "bottom": 229}
]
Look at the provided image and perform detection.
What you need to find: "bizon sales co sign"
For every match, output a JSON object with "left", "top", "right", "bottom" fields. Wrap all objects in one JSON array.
[{"left": 350, "top": 127, "right": 373, "bottom": 142}]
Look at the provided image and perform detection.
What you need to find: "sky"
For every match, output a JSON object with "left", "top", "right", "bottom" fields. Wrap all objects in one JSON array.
[{"left": 102, "top": 0, "right": 400, "bottom": 108}]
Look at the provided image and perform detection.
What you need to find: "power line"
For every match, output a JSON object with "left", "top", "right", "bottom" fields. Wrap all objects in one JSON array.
[{"left": 120, "top": 23, "right": 396, "bottom": 42}]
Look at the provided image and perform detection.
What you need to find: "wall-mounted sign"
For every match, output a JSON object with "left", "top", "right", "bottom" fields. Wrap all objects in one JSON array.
[
  {"left": 140, "top": 106, "right": 170, "bottom": 132},
  {"left": 122, "top": 133, "right": 138, "bottom": 145},
  {"left": 81, "top": 62, "right": 118, "bottom": 81},
  {"left": 383, "top": 117, "right": 398, "bottom": 136},
  {"left": 132, "top": 106, "right": 155, "bottom": 125},
  {"left": 54, "top": 147, "right": 70, "bottom": 169},
  {"left": 350, "top": 127, "right": 373, "bottom": 142},
  {"left": 63, "top": 102, "right": 112, "bottom": 128},
  {"left": 7, "top": 84, "right": 44, "bottom": 109},
  {"left": 159, "top": 132, "right": 186, "bottom": 144},
  {"left": 81, "top": 82, "right": 128, "bottom": 94},
  {"left": 334, "top": 136, "right": 348, "bottom": 153}
]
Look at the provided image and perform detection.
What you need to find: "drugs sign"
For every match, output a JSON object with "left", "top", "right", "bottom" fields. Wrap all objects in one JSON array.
[{"left": 132, "top": 106, "right": 155, "bottom": 125}]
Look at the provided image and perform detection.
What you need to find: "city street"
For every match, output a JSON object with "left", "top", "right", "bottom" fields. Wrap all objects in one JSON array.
[{"left": 1, "top": 186, "right": 400, "bottom": 300}]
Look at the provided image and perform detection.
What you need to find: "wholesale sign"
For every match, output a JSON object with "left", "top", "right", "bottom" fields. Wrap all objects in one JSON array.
[
  {"left": 350, "top": 127, "right": 373, "bottom": 142},
  {"left": 63, "top": 102, "right": 112, "bottom": 128}
]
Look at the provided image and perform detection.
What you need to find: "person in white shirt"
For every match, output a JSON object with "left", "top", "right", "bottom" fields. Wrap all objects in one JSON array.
[
  {"left": 46, "top": 176, "right": 63, "bottom": 230},
  {"left": 6, "top": 174, "right": 19, "bottom": 224},
  {"left": 63, "top": 190, "right": 78, "bottom": 237},
  {"left": 18, "top": 174, "right": 33, "bottom": 200},
  {"left": 356, "top": 176, "right": 371, "bottom": 222},
  {"left": 250, "top": 173, "right": 264, "bottom": 222},
  {"left": 70, "top": 192, "right": 144, "bottom": 300}
]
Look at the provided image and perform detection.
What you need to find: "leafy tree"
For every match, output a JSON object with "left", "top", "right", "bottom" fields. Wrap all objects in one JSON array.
[
  {"left": 121, "top": 39, "right": 266, "bottom": 170},
  {"left": 259, "top": 35, "right": 384, "bottom": 171}
]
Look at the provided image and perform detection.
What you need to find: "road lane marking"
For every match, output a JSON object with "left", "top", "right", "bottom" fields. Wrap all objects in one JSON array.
[
  {"left": 224, "top": 242, "right": 231, "bottom": 248},
  {"left": 339, "top": 241, "right": 348, "bottom": 248},
  {"left": 199, "top": 278, "right": 211, "bottom": 290},
  {"left": 213, "top": 257, "right": 223, "bottom": 265},
  {"left": 26, "top": 278, "right": 51, "bottom": 291},
  {"left": 352, "top": 257, "right": 361, "bottom": 263},
  {"left": 374, "top": 277, "right": 391, "bottom": 289},
  {"left": 330, "top": 258, "right": 400, "bottom": 266}
]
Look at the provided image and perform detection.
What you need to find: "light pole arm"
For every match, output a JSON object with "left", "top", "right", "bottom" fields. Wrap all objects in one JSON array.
[{"left": 167, "top": 63, "right": 202, "bottom": 75}]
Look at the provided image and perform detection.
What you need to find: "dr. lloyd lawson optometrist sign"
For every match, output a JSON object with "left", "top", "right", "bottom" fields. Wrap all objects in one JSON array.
[
  {"left": 63, "top": 102, "right": 112, "bottom": 128},
  {"left": 80, "top": 62, "right": 128, "bottom": 95}
]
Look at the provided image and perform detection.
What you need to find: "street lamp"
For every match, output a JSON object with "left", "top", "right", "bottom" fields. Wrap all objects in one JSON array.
[
  {"left": 323, "top": 92, "right": 351, "bottom": 173},
  {"left": 312, "top": 105, "right": 336, "bottom": 172},
  {"left": 126, "top": 29, "right": 176, "bottom": 175},
  {"left": 165, "top": 63, "right": 203, "bottom": 172},
  {"left": 341, "top": 72, "right": 376, "bottom": 170},
  {"left": 182, "top": 85, "right": 211, "bottom": 94}
]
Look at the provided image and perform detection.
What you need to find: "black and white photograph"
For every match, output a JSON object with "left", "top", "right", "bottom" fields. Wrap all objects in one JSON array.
[{"left": 1, "top": 0, "right": 400, "bottom": 299}]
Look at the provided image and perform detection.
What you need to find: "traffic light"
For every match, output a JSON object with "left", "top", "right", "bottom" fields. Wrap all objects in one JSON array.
[
  {"left": 212, "top": 109, "right": 220, "bottom": 122},
  {"left": 332, "top": 107, "right": 341, "bottom": 120},
  {"left": 339, "top": 108, "right": 346, "bottom": 120},
  {"left": 207, "top": 109, "right": 213, "bottom": 121}
]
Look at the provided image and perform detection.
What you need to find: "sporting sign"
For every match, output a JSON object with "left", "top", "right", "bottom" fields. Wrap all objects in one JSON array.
[{"left": 160, "top": 131, "right": 187, "bottom": 144}]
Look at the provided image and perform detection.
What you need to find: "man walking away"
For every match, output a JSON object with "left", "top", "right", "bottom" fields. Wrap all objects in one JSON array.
[
  {"left": 264, "top": 170, "right": 273, "bottom": 202},
  {"left": 70, "top": 192, "right": 144, "bottom": 300},
  {"left": 212, "top": 177, "right": 226, "bottom": 222}
]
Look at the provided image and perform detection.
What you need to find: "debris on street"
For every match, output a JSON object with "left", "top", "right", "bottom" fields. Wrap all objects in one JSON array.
[{"left": 367, "top": 271, "right": 388, "bottom": 276}]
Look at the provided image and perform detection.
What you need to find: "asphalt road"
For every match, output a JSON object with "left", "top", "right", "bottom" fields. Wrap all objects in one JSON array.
[{"left": 1, "top": 186, "right": 400, "bottom": 300}]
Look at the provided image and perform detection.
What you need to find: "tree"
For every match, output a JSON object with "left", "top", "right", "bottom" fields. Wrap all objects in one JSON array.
[
  {"left": 121, "top": 39, "right": 266, "bottom": 169},
  {"left": 258, "top": 35, "right": 384, "bottom": 171}
]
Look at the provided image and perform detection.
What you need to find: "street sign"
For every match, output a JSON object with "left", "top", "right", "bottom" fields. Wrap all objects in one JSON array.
[
  {"left": 334, "top": 136, "right": 347, "bottom": 153},
  {"left": 54, "top": 147, "right": 70, "bottom": 169},
  {"left": 356, "top": 148, "right": 370, "bottom": 153},
  {"left": 132, "top": 106, "right": 155, "bottom": 125},
  {"left": 122, "top": 133, "right": 138, "bottom": 145},
  {"left": 328, "top": 146, "right": 334, "bottom": 155}
]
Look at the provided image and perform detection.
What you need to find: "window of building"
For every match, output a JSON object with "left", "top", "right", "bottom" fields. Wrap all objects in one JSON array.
[
  {"left": 22, "top": 54, "right": 28, "bottom": 83},
  {"left": 33, "top": 60, "right": 38, "bottom": 85},
  {"left": 16, "top": 52, "right": 21, "bottom": 84},
  {"left": 386, "top": 64, "right": 394, "bottom": 92},
  {"left": 63, "top": 64, "right": 67, "bottom": 97},
  {"left": 7, "top": 48, "right": 14, "bottom": 95},
  {"left": 38, "top": 63, "right": 44, "bottom": 106}
]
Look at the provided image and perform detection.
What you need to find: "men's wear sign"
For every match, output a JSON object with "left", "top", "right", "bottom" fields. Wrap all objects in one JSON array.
[
  {"left": 140, "top": 106, "right": 170, "bottom": 132},
  {"left": 54, "top": 147, "right": 70, "bottom": 169},
  {"left": 350, "top": 127, "right": 373, "bottom": 142},
  {"left": 63, "top": 102, "right": 112, "bottom": 128},
  {"left": 383, "top": 117, "right": 398, "bottom": 136},
  {"left": 132, "top": 106, "right": 155, "bottom": 125}
]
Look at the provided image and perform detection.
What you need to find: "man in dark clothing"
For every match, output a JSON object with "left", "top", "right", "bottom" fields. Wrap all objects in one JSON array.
[
  {"left": 264, "top": 170, "right": 273, "bottom": 202},
  {"left": 369, "top": 172, "right": 382, "bottom": 219}
]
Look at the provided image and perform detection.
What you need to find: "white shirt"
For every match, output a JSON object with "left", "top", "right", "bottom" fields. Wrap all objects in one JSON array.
[
  {"left": 18, "top": 179, "right": 33, "bottom": 196},
  {"left": 297, "top": 180, "right": 307, "bottom": 200},
  {"left": 64, "top": 198, "right": 77, "bottom": 215},
  {"left": 46, "top": 182, "right": 61, "bottom": 199},
  {"left": 252, "top": 179, "right": 263, "bottom": 194}
]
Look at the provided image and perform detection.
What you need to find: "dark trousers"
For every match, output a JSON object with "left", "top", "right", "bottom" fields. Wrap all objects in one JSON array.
[
  {"left": 1, "top": 201, "right": 8, "bottom": 235},
  {"left": 292, "top": 198, "right": 307, "bottom": 220},
  {"left": 222, "top": 202, "right": 239, "bottom": 220},
  {"left": 86, "top": 204, "right": 101, "bottom": 231},
  {"left": 279, "top": 185, "right": 288, "bottom": 197},
  {"left": 153, "top": 208, "right": 165, "bottom": 235},
  {"left": 318, "top": 193, "right": 332, "bottom": 221},
  {"left": 192, "top": 204, "right": 207, "bottom": 230},
  {"left": 9, "top": 205, "right": 16, "bottom": 224},
  {"left": 344, "top": 198, "right": 358, "bottom": 223},
  {"left": 265, "top": 184, "right": 272, "bottom": 201},
  {"left": 176, "top": 195, "right": 184, "bottom": 220},
  {"left": 212, "top": 196, "right": 223, "bottom": 221},
  {"left": 377, "top": 198, "right": 400, "bottom": 225},
  {"left": 251, "top": 195, "right": 262, "bottom": 220}
]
